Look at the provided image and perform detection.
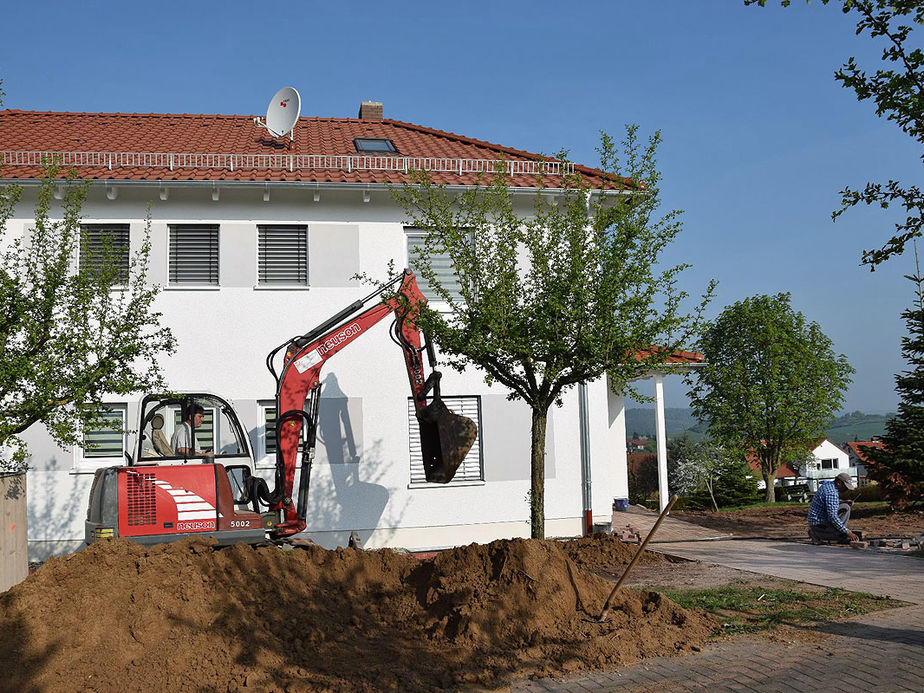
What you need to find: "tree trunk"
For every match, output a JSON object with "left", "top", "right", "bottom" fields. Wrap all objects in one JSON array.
[
  {"left": 762, "top": 472, "right": 775, "bottom": 502},
  {"left": 762, "top": 453, "right": 777, "bottom": 502},
  {"left": 530, "top": 408, "right": 548, "bottom": 539},
  {"left": 706, "top": 479, "right": 719, "bottom": 512}
]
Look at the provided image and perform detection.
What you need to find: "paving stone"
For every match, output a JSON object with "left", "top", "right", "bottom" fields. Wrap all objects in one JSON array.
[
  {"left": 511, "top": 512, "right": 924, "bottom": 692},
  {"left": 511, "top": 599, "right": 922, "bottom": 691}
]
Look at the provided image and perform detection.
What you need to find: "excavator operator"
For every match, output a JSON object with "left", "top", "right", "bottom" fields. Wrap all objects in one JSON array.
[{"left": 171, "top": 403, "right": 213, "bottom": 458}]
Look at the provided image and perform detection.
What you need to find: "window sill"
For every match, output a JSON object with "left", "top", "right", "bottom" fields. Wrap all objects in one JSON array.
[
  {"left": 408, "top": 479, "right": 485, "bottom": 489},
  {"left": 70, "top": 461, "right": 121, "bottom": 474},
  {"left": 164, "top": 285, "right": 221, "bottom": 291},
  {"left": 425, "top": 300, "right": 458, "bottom": 315},
  {"left": 252, "top": 285, "right": 310, "bottom": 291}
]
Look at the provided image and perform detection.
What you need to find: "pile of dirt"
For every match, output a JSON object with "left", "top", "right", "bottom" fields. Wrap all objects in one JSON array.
[
  {"left": 0, "top": 535, "right": 716, "bottom": 692},
  {"left": 563, "top": 531, "right": 668, "bottom": 575}
]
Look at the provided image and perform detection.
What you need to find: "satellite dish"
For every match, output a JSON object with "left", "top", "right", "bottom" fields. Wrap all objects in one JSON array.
[{"left": 254, "top": 86, "right": 301, "bottom": 140}]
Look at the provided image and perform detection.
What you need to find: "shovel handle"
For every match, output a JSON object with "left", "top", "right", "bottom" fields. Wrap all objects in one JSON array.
[{"left": 597, "top": 494, "right": 678, "bottom": 622}]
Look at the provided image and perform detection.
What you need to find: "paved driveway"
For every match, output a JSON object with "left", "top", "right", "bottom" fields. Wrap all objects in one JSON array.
[
  {"left": 621, "top": 508, "right": 924, "bottom": 604},
  {"left": 511, "top": 512, "right": 924, "bottom": 691},
  {"left": 513, "top": 604, "right": 923, "bottom": 692}
]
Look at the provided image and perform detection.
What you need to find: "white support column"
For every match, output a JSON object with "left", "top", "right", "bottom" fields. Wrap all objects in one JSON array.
[{"left": 654, "top": 373, "right": 669, "bottom": 511}]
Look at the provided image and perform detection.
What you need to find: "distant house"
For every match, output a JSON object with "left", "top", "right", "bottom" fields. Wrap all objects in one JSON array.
[
  {"left": 844, "top": 440, "right": 883, "bottom": 486},
  {"left": 626, "top": 438, "right": 650, "bottom": 453},
  {"left": 801, "top": 439, "right": 856, "bottom": 491},
  {"left": 747, "top": 438, "right": 856, "bottom": 492}
]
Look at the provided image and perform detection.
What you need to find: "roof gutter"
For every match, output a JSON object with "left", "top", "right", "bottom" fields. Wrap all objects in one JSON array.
[{"left": 0, "top": 177, "right": 636, "bottom": 198}]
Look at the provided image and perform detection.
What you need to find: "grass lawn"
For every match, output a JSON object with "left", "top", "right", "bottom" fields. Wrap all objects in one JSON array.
[{"left": 656, "top": 581, "right": 904, "bottom": 635}]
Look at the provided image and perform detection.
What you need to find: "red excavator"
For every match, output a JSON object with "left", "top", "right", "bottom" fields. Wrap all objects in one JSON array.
[{"left": 85, "top": 270, "right": 478, "bottom": 546}]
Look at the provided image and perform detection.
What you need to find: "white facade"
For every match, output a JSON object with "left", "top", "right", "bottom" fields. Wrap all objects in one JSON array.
[
  {"left": 14, "top": 181, "right": 632, "bottom": 560},
  {"left": 802, "top": 439, "right": 856, "bottom": 491}
]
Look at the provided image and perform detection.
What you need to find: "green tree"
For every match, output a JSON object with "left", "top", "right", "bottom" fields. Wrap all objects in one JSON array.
[
  {"left": 750, "top": 1, "right": 924, "bottom": 268},
  {"left": 687, "top": 294, "right": 854, "bottom": 502},
  {"left": 668, "top": 436, "right": 758, "bottom": 511},
  {"left": 0, "top": 165, "right": 175, "bottom": 472},
  {"left": 395, "top": 127, "right": 713, "bottom": 538},
  {"left": 863, "top": 249, "right": 924, "bottom": 508}
]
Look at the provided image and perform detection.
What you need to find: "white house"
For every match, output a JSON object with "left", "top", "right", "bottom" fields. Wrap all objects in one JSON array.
[
  {"left": 748, "top": 438, "right": 857, "bottom": 493},
  {"left": 844, "top": 440, "right": 882, "bottom": 486},
  {"left": 801, "top": 438, "right": 856, "bottom": 491},
  {"left": 1, "top": 101, "right": 694, "bottom": 560}
]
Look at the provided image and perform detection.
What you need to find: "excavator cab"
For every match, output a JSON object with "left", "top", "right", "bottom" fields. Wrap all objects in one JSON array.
[
  {"left": 85, "top": 393, "right": 267, "bottom": 547},
  {"left": 135, "top": 393, "right": 253, "bottom": 467}
]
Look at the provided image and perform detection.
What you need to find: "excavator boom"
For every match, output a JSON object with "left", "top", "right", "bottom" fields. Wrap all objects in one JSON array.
[
  {"left": 264, "top": 269, "right": 477, "bottom": 538},
  {"left": 84, "top": 270, "right": 476, "bottom": 548}
]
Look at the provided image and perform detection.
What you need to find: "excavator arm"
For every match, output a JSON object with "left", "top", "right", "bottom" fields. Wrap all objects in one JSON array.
[{"left": 260, "top": 269, "right": 477, "bottom": 539}]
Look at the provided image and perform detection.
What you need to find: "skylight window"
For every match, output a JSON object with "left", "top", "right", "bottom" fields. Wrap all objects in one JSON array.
[{"left": 354, "top": 137, "right": 397, "bottom": 154}]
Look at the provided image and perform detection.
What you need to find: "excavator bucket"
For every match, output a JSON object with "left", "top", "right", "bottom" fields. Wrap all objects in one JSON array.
[{"left": 417, "top": 397, "right": 478, "bottom": 483}]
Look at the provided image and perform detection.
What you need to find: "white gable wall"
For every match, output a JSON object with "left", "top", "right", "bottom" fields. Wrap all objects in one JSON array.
[
  {"left": 804, "top": 439, "right": 856, "bottom": 491},
  {"left": 13, "top": 182, "right": 628, "bottom": 559}
]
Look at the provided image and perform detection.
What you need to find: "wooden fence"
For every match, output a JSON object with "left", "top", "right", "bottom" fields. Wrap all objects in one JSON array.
[{"left": 1, "top": 473, "right": 28, "bottom": 592}]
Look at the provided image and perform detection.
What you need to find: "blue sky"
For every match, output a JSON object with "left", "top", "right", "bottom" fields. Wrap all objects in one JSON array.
[{"left": 1, "top": 1, "right": 920, "bottom": 413}]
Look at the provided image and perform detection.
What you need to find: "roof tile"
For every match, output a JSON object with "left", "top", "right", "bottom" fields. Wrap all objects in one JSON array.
[{"left": 0, "top": 110, "right": 627, "bottom": 189}]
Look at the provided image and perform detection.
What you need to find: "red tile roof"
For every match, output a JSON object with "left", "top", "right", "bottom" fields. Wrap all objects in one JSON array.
[
  {"left": 0, "top": 110, "right": 628, "bottom": 189},
  {"left": 633, "top": 348, "right": 705, "bottom": 365},
  {"left": 746, "top": 459, "right": 800, "bottom": 479},
  {"left": 745, "top": 438, "right": 840, "bottom": 478},
  {"left": 845, "top": 440, "right": 884, "bottom": 463}
]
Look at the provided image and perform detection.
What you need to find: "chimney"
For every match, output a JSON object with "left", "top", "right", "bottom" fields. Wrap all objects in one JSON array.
[{"left": 358, "top": 101, "right": 383, "bottom": 121}]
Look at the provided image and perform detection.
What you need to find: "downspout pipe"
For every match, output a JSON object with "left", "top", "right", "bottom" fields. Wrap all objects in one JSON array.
[
  {"left": 580, "top": 189, "right": 596, "bottom": 536},
  {"left": 579, "top": 381, "right": 593, "bottom": 535}
]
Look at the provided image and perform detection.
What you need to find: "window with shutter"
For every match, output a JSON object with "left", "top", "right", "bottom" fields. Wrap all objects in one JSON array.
[
  {"left": 169, "top": 224, "right": 219, "bottom": 285},
  {"left": 80, "top": 224, "right": 130, "bottom": 286},
  {"left": 258, "top": 225, "right": 308, "bottom": 285},
  {"left": 408, "top": 396, "right": 483, "bottom": 484},
  {"left": 83, "top": 407, "right": 126, "bottom": 458},
  {"left": 262, "top": 405, "right": 278, "bottom": 458},
  {"left": 405, "top": 227, "right": 465, "bottom": 302}
]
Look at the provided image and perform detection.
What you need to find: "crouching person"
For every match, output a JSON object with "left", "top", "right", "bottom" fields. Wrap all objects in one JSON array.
[{"left": 808, "top": 472, "right": 858, "bottom": 544}]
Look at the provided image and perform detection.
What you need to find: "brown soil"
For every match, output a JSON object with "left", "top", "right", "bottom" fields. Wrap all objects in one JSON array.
[
  {"left": 0, "top": 535, "right": 716, "bottom": 693},
  {"left": 672, "top": 503, "right": 924, "bottom": 541}
]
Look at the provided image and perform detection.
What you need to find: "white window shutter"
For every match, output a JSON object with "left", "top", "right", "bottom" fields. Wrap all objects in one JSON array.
[
  {"left": 169, "top": 225, "right": 219, "bottom": 285},
  {"left": 83, "top": 408, "right": 126, "bottom": 458},
  {"left": 80, "top": 224, "right": 130, "bottom": 285},
  {"left": 258, "top": 225, "right": 308, "bottom": 285},
  {"left": 408, "top": 396, "right": 483, "bottom": 484},
  {"left": 405, "top": 228, "right": 464, "bottom": 302}
]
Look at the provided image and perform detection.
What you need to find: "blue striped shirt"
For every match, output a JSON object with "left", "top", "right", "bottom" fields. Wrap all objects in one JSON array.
[{"left": 808, "top": 481, "right": 849, "bottom": 534}]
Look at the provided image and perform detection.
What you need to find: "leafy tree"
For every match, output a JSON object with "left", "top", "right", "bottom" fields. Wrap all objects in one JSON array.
[
  {"left": 863, "top": 250, "right": 924, "bottom": 508},
  {"left": 667, "top": 435, "right": 703, "bottom": 496},
  {"left": 627, "top": 453, "right": 658, "bottom": 506},
  {"left": 686, "top": 294, "right": 854, "bottom": 502},
  {"left": 750, "top": 1, "right": 924, "bottom": 268},
  {"left": 0, "top": 165, "right": 175, "bottom": 472},
  {"left": 668, "top": 436, "right": 758, "bottom": 511},
  {"left": 394, "top": 127, "right": 713, "bottom": 538}
]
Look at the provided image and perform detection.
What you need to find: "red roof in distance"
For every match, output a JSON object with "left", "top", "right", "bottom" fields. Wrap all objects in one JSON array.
[
  {"left": 845, "top": 440, "right": 884, "bottom": 463},
  {"left": 633, "top": 348, "right": 705, "bottom": 365}
]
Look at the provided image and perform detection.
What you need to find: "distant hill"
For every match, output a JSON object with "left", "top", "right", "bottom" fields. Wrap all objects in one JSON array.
[
  {"left": 824, "top": 411, "right": 894, "bottom": 443},
  {"left": 624, "top": 408, "right": 893, "bottom": 443},
  {"left": 625, "top": 408, "right": 705, "bottom": 440}
]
